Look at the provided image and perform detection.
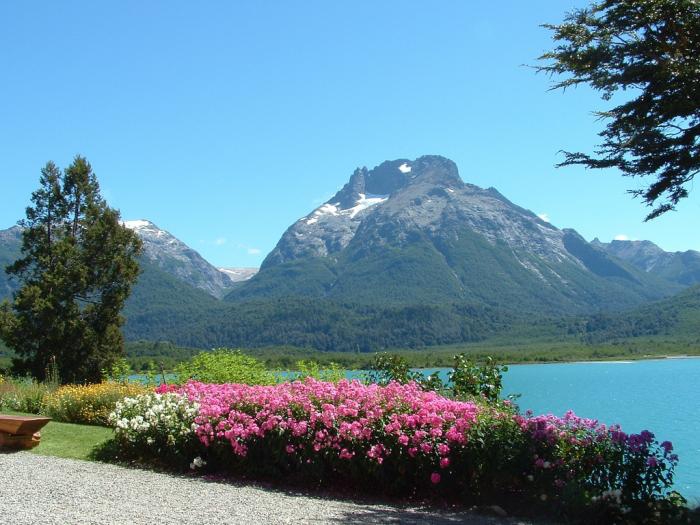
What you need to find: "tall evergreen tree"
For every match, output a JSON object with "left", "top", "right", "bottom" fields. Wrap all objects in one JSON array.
[{"left": 0, "top": 156, "right": 142, "bottom": 383}]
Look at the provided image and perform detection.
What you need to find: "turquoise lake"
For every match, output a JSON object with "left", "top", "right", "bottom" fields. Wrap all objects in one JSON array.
[{"left": 500, "top": 357, "right": 700, "bottom": 504}]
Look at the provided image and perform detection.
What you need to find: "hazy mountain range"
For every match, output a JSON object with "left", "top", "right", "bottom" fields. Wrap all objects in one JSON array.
[
  {"left": 1, "top": 155, "right": 699, "bottom": 351},
  {"left": 592, "top": 238, "right": 700, "bottom": 287}
]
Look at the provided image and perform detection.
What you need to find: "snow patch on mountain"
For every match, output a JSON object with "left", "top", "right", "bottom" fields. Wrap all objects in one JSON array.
[
  {"left": 306, "top": 203, "right": 340, "bottom": 224},
  {"left": 218, "top": 267, "right": 259, "bottom": 282},
  {"left": 123, "top": 220, "right": 151, "bottom": 230},
  {"left": 346, "top": 193, "right": 388, "bottom": 218},
  {"left": 303, "top": 194, "right": 388, "bottom": 224}
]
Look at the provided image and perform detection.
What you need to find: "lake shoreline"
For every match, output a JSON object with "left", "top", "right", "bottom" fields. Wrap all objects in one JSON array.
[{"left": 502, "top": 353, "right": 700, "bottom": 367}]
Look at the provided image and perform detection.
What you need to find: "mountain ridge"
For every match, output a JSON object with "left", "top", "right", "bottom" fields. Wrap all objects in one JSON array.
[
  {"left": 123, "top": 219, "right": 238, "bottom": 298},
  {"left": 1, "top": 154, "right": 698, "bottom": 352},
  {"left": 592, "top": 238, "right": 700, "bottom": 286},
  {"left": 229, "top": 155, "right": 680, "bottom": 313}
]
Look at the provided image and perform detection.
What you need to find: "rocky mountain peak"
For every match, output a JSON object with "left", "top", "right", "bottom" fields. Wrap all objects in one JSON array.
[
  {"left": 241, "top": 155, "right": 682, "bottom": 312},
  {"left": 0, "top": 225, "right": 22, "bottom": 243},
  {"left": 261, "top": 155, "right": 469, "bottom": 267},
  {"left": 329, "top": 156, "right": 463, "bottom": 209},
  {"left": 123, "top": 219, "right": 237, "bottom": 298}
]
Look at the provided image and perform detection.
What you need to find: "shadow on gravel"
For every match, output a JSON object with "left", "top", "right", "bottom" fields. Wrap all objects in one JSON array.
[
  {"left": 87, "top": 443, "right": 526, "bottom": 525},
  {"left": 193, "top": 474, "right": 521, "bottom": 524},
  {"left": 325, "top": 506, "right": 515, "bottom": 524}
]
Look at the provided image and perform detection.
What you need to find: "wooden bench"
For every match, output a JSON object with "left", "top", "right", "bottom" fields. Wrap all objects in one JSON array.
[{"left": 0, "top": 414, "right": 52, "bottom": 450}]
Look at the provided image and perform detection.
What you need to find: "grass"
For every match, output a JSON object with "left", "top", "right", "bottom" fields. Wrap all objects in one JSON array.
[{"left": 1, "top": 409, "right": 113, "bottom": 460}]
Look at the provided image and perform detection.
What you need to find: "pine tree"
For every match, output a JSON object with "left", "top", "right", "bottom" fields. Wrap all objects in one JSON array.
[{"left": 0, "top": 156, "right": 142, "bottom": 383}]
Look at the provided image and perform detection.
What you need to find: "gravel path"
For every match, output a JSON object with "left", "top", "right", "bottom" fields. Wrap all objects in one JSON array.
[{"left": 0, "top": 452, "right": 531, "bottom": 525}]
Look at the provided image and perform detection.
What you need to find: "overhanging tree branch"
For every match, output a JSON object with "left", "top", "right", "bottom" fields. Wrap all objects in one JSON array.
[{"left": 537, "top": 0, "right": 700, "bottom": 220}]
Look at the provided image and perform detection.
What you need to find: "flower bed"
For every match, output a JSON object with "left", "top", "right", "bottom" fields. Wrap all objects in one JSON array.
[
  {"left": 44, "top": 382, "right": 150, "bottom": 425},
  {"left": 108, "top": 392, "right": 201, "bottom": 465},
  {"left": 108, "top": 379, "right": 686, "bottom": 523}
]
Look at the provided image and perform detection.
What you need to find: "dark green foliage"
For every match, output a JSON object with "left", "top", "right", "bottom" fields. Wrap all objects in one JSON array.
[
  {"left": 116, "top": 334, "right": 700, "bottom": 374},
  {"left": 450, "top": 355, "right": 507, "bottom": 402},
  {"left": 123, "top": 297, "right": 510, "bottom": 352},
  {"left": 582, "top": 284, "right": 700, "bottom": 342},
  {"left": 120, "top": 283, "right": 700, "bottom": 357},
  {"left": 366, "top": 352, "right": 425, "bottom": 385},
  {"left": 330, "top": 240, "right": 465, "bottom": 305},
  {"left": 0, "top": 157, "right": 142, "bottom": 383},
  {"left": 368, "top": 351, "right": 509, "bottom": 401},
  {"left": 124, "top": 340, "right": 202, "bottom": 371},
  {"left": 539, "top": 0, "right": 700, "bottom": 220}
]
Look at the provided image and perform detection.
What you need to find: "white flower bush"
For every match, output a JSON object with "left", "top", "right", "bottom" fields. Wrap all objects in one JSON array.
[{"left": 108, "top": 392, "right": 201, "bottom": 463}]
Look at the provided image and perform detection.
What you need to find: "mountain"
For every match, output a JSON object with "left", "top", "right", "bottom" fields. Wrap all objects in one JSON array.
[
  {"left": 0, "top": 223, "right": 227, "bottom": 348},
  {"left": 123, "top": 259, "right": 224, "bottom": 340},
  {"left": 218, "top": 267, "right": 258, "bottom": 282},
  {"left": 122, "top": 220, "right": 237, "bottom": 299},
  {"left": 582, "top": 284, "right": 700, "bottom": 343},
  {"left": 228, "top": 155, "right": 679, "bottom": 314},
  {"left": 591, "top": 238, "right": 700, "bottom": 287},
  {"left": 0, "top": 221, "right": 249, "bottom": 301},
  {"left": 0, "top": 226, "right": 22, "bottom": 298},
  {"left": 2, "top": 157, "right": 697, "bottom": 353}
]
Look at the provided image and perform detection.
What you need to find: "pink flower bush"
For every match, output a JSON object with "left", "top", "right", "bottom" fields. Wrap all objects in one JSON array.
[
  {"left": 160, "top": 378, "right": 481, "bottom": 486},
  {"left": 143, "top": 379, "right": 681, "bottom": 520}
]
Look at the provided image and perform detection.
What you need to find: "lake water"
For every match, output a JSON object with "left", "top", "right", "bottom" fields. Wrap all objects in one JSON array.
[{"left": 499, "top": 358, "right": 700, "bottom": 504}]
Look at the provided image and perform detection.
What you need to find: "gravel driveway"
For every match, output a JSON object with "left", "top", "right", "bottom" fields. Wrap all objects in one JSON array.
[{"left": 0, "top": 452, "right": 531, "bottom": 524}]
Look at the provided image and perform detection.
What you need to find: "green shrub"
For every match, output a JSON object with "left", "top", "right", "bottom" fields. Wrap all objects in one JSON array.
[
  {"left": 175, "top": 348, "right": 274, "bottom": 385},
  {"left": 0, "top": 375, "right": 55, "bottom": 413},
  {"left": 450, "top": 355, "right": 507, "bottom": 402},
  {"left": 101, "top": 357, "right": 132, "bottom": 384},
  {"left": 366, "top": 352, "right": 424, "bottom": 385},
  {"left": 366, "top": 352, "right": 512, "bottom": 402},
  {"left": 291, "top": 360, "right": 344, "bottom": 383}
]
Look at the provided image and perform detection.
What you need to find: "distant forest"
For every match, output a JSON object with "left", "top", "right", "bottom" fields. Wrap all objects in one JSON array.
[{"left": 123, "top": 283, "right": 700, "bottom": 353}]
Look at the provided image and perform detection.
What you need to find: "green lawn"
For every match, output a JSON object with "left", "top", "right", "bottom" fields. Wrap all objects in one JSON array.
[{"left": 1, "top": 410, "right": 113, "bottom": 460}]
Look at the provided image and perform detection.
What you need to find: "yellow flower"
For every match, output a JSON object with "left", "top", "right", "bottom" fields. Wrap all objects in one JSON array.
[{"left": 44, "top": 381, "right": 150, "bottom": 425}]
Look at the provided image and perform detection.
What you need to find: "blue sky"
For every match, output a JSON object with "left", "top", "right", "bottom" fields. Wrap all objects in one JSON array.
[{"left": 1, "top": 1, "right": 698, "bottom": 267}]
